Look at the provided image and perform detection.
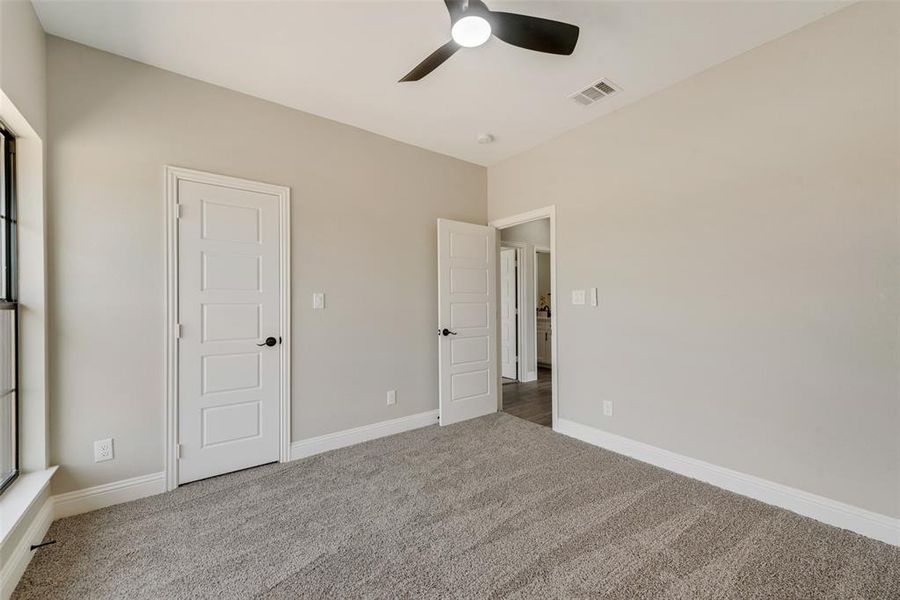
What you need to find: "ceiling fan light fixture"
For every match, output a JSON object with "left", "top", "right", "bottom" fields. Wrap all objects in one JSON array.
[
  {"left": 451, "top": 15, "right": 492, "bottom": 48},
  {"left": 399, "top": 1, "right": 579, "bottom": 82}
]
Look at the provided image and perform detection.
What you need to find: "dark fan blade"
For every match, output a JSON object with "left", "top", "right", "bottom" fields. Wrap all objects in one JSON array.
[
  {"left": 444, "top": 0, "right": 464, "bottom": 22},
  {"left": 489, "top": 12, "right": 579, "bottom": 55},
  {"left": 399, "top": 40, "right": 460, "bottom": 82},
  {"left": 444, "top": 0, "right": 489, "bottom": 22}
]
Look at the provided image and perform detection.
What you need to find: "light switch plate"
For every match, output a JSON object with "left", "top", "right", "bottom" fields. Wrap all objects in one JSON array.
[
  {"left": 312, "top": 293, "right": 325, "bottom": 309},
  {"left": 572, "top": 290, "right": 586, "bottom": 305}
]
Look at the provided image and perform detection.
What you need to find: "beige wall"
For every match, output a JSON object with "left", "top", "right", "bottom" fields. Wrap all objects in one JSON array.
[
  {"left": 489, "top": 2, "right": 900, "bottom": 518},
  {"left": 46, "top": 37, "right": 485, "bottom": 494},
  {"left": 500, "top": 219, "right": 550, "bottom": 248},
  {"left": 0, "top": 0, "right": 45, "bottom": 139}
]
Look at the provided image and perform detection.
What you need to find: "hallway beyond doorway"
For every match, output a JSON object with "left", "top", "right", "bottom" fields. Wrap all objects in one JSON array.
[{"left": 501, "top": 367, "right": 551, "bottom": 427}]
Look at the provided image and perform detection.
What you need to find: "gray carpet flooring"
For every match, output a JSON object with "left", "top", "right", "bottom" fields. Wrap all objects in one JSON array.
[{"left": 14, "top": 413, "right": 900, "bottom": 599}]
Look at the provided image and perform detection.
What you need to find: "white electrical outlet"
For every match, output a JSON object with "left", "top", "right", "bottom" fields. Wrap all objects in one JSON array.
[
  {"left": 94, "top": 438, "right": 114, "bottom": 462},
  {"left": 602, "top": 400, "right": 614, "bottom": 417},
  {"left": 312, "top": 293, "right": 325, "bottom": 309},
  {"left": 386, "top": 390, "right": 396, "bottom": 406},
  {"left": 572, "top": 290, "right": 586, "bottom": 305}
]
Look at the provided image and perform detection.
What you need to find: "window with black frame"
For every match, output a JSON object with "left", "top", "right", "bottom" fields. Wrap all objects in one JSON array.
[{"left": 0, "top": 123, "right": 18, "bottom": 494}]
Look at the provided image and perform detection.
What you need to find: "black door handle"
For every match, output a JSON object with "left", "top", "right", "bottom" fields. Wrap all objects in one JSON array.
[
  {"left": 257, "top": 336, "right": 279, "bottom": 347},
  {"left": 441, "top": 328, "right": 458, "bottom": 337}
]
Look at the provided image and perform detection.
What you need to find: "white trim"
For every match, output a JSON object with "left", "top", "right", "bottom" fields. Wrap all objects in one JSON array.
[
  {"left": 490, "top": 206, "right": 558, "bottom": 427},
  {"left": 290, "top": 410, "right": 439, "bottom": 461},
  {"left": 490, "top": 206, "right": 554, "bottom": 230},
  {"left": 0, "top": 493, "right": 54, "bottom": 600},
  {"left": 163, "top": 166, "right": 292, "bottom": 492},
  {"left": 0, "top": 467, "right": 56, "bottom": 544},
  {"left": 53, "top": 472, "right": 166, "bottom": 519},
  {"left": 1, "top": 90, "right": 50, "bottom": 474},
  {"left": 556, "top": 418, "right": 900, "bottom": 546}
]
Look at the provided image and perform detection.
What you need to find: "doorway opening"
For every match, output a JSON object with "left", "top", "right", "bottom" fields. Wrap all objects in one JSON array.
[{"left": 492, "top": 208, "right": 556, "bottom": 428}]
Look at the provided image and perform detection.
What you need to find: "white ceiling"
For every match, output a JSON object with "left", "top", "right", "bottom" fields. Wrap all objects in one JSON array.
[{"left": 33, "top": 1, "right": 847, "bottom": 165}]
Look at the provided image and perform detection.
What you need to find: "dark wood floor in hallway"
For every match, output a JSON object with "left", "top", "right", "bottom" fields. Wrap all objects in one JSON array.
[{"left": 501, "top": 367, "right": 552, "bottom": 427}]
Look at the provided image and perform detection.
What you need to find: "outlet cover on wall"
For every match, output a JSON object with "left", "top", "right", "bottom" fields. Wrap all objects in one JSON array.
[
  {"left": 386, "top": 390, "right": 396, "bottom": 406},
  {"left": 94, "top": 438, "right": 114, "bottom": 462},
  {"left": 572, "top": 290, "right": 586, "bottom": 305},
  {"left": 602, "top": 401, "right": 614, "bottom": 417},
  {"left": 312, "top": 293, "right": 325, "bottom": 309}
]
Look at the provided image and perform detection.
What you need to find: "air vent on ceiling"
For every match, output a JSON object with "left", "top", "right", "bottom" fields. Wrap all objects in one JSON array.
[{"left": 570, "top": 79, "right": 619, "bottom": 106}]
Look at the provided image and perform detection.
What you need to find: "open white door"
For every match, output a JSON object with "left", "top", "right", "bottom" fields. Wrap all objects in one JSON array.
[
  {"left": 437, "top": 219, "right": 498, "bottom": 426},
  {"left": 500, "top": 247, "right": 518, "bottom": 380}
]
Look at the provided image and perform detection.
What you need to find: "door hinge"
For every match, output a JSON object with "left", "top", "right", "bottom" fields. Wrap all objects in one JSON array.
[
  {"left": 176, "top": 444, "right": 184, "bottom": 459},
  {"left": 175, "top": 204, "right": 184, "bottom": 219},
  {"left": 175, "top": 323, "right": 183, "bottom": 339}
]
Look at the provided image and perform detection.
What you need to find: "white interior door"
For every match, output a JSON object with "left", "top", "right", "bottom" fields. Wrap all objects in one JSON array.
[
  {"left": 500, "top": 247, "right": 518, "bottom": 380},
  {"left": 437, "top": 219, "right": 498, "bottom": 426},
  {"left": 177, "top": 178, "right": 282, "bottom": 484}
]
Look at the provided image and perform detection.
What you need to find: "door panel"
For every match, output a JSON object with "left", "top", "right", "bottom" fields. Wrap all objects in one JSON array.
[
  {"left": 438, "top": 219, "right": 498, "bottom": 426},
  {"left": 202, "top": 304, "right": 261, "bottom": 342},
  {"left": 451, "top": 336, "right": 489, "bottom": 365},
  {"left": 178, "top": 179, "right": 281, "bottom": 484}
]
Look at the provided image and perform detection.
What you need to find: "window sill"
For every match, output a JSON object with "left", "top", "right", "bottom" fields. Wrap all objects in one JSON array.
[{"left": 0, "top": 466, "right": 57, "bottom": 546}]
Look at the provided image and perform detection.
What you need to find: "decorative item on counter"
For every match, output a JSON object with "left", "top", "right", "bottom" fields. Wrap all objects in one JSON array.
[{"left": 538, "top": 295, "right": 551, "bottom": 317}]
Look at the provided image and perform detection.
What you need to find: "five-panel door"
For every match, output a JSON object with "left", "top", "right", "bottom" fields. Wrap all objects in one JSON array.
[
  {"left": 437, "top": 219, "right": 498, "bottom": 426},
  {"left": 177, "top": 179, "right": 281, "bottom": 484}
]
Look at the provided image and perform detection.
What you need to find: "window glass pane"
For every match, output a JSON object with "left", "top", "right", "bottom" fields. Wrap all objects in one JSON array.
[
  {"left": 0, "top": 127, "right": 16, "bottom": 491},
  {"left": 0, "top": 211, "right": 6, "bottom": 301},
  {"left": 0, "top": 133, "right": 5, "bottom": 301},
  {"left": 0, "top": 309, "right": 15, "bottom": 486},
  {"left": 0, "top": 393, "right": 14, "bottom": 484}
]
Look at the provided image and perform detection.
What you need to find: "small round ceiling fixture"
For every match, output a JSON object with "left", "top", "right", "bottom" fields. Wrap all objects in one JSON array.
[
  {"left": 451, "top": 15, "right": 492, "bottom": 48},
  {"left": 477, "top": 133, "right": 495, "bottom": 144}
]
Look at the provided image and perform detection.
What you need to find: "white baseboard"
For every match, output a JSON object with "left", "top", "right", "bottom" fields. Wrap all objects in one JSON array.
[
  {"left": 53, "top": 472, "right": 166, "bottom": 519},
  {"left": 291, "top": 409, "right": 439, "bottom": 461},
  {"left": 0, "top": 494, "right": 54, "bottom": 600},
  {"left": 52, "top": 412, "right": 441, "bottom": 521},
  {"left": 555, "top": 418, "right": 899, "bottom": 546}
]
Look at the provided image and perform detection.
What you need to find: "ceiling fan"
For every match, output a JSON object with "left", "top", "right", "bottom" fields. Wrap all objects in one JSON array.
[{"left": 400, "top": 0, "right": 580, "bottom": 82}]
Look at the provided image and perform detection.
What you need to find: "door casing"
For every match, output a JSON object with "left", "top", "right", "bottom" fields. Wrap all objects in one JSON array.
[{"left": 164, "top": 166, "right": 291, "bottom": 491}]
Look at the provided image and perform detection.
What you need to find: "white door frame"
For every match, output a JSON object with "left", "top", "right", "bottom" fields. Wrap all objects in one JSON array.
[
  {"left": 499, "top": 241, "right": 526, "bottom": 386},
  {"left": 164, "top": 166, "right": 292, "bottom": 491},
  {"left": 489, "top": 206, "right": 558, "bottom": 429}
]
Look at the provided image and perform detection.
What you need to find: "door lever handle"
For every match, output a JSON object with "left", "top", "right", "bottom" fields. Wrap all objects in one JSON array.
[
  {"left": 441, "top": 328, "right": 458, "bottom": 337},
  {"left": 257, "top": 336, "right": 279, "bottom": 347}
]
